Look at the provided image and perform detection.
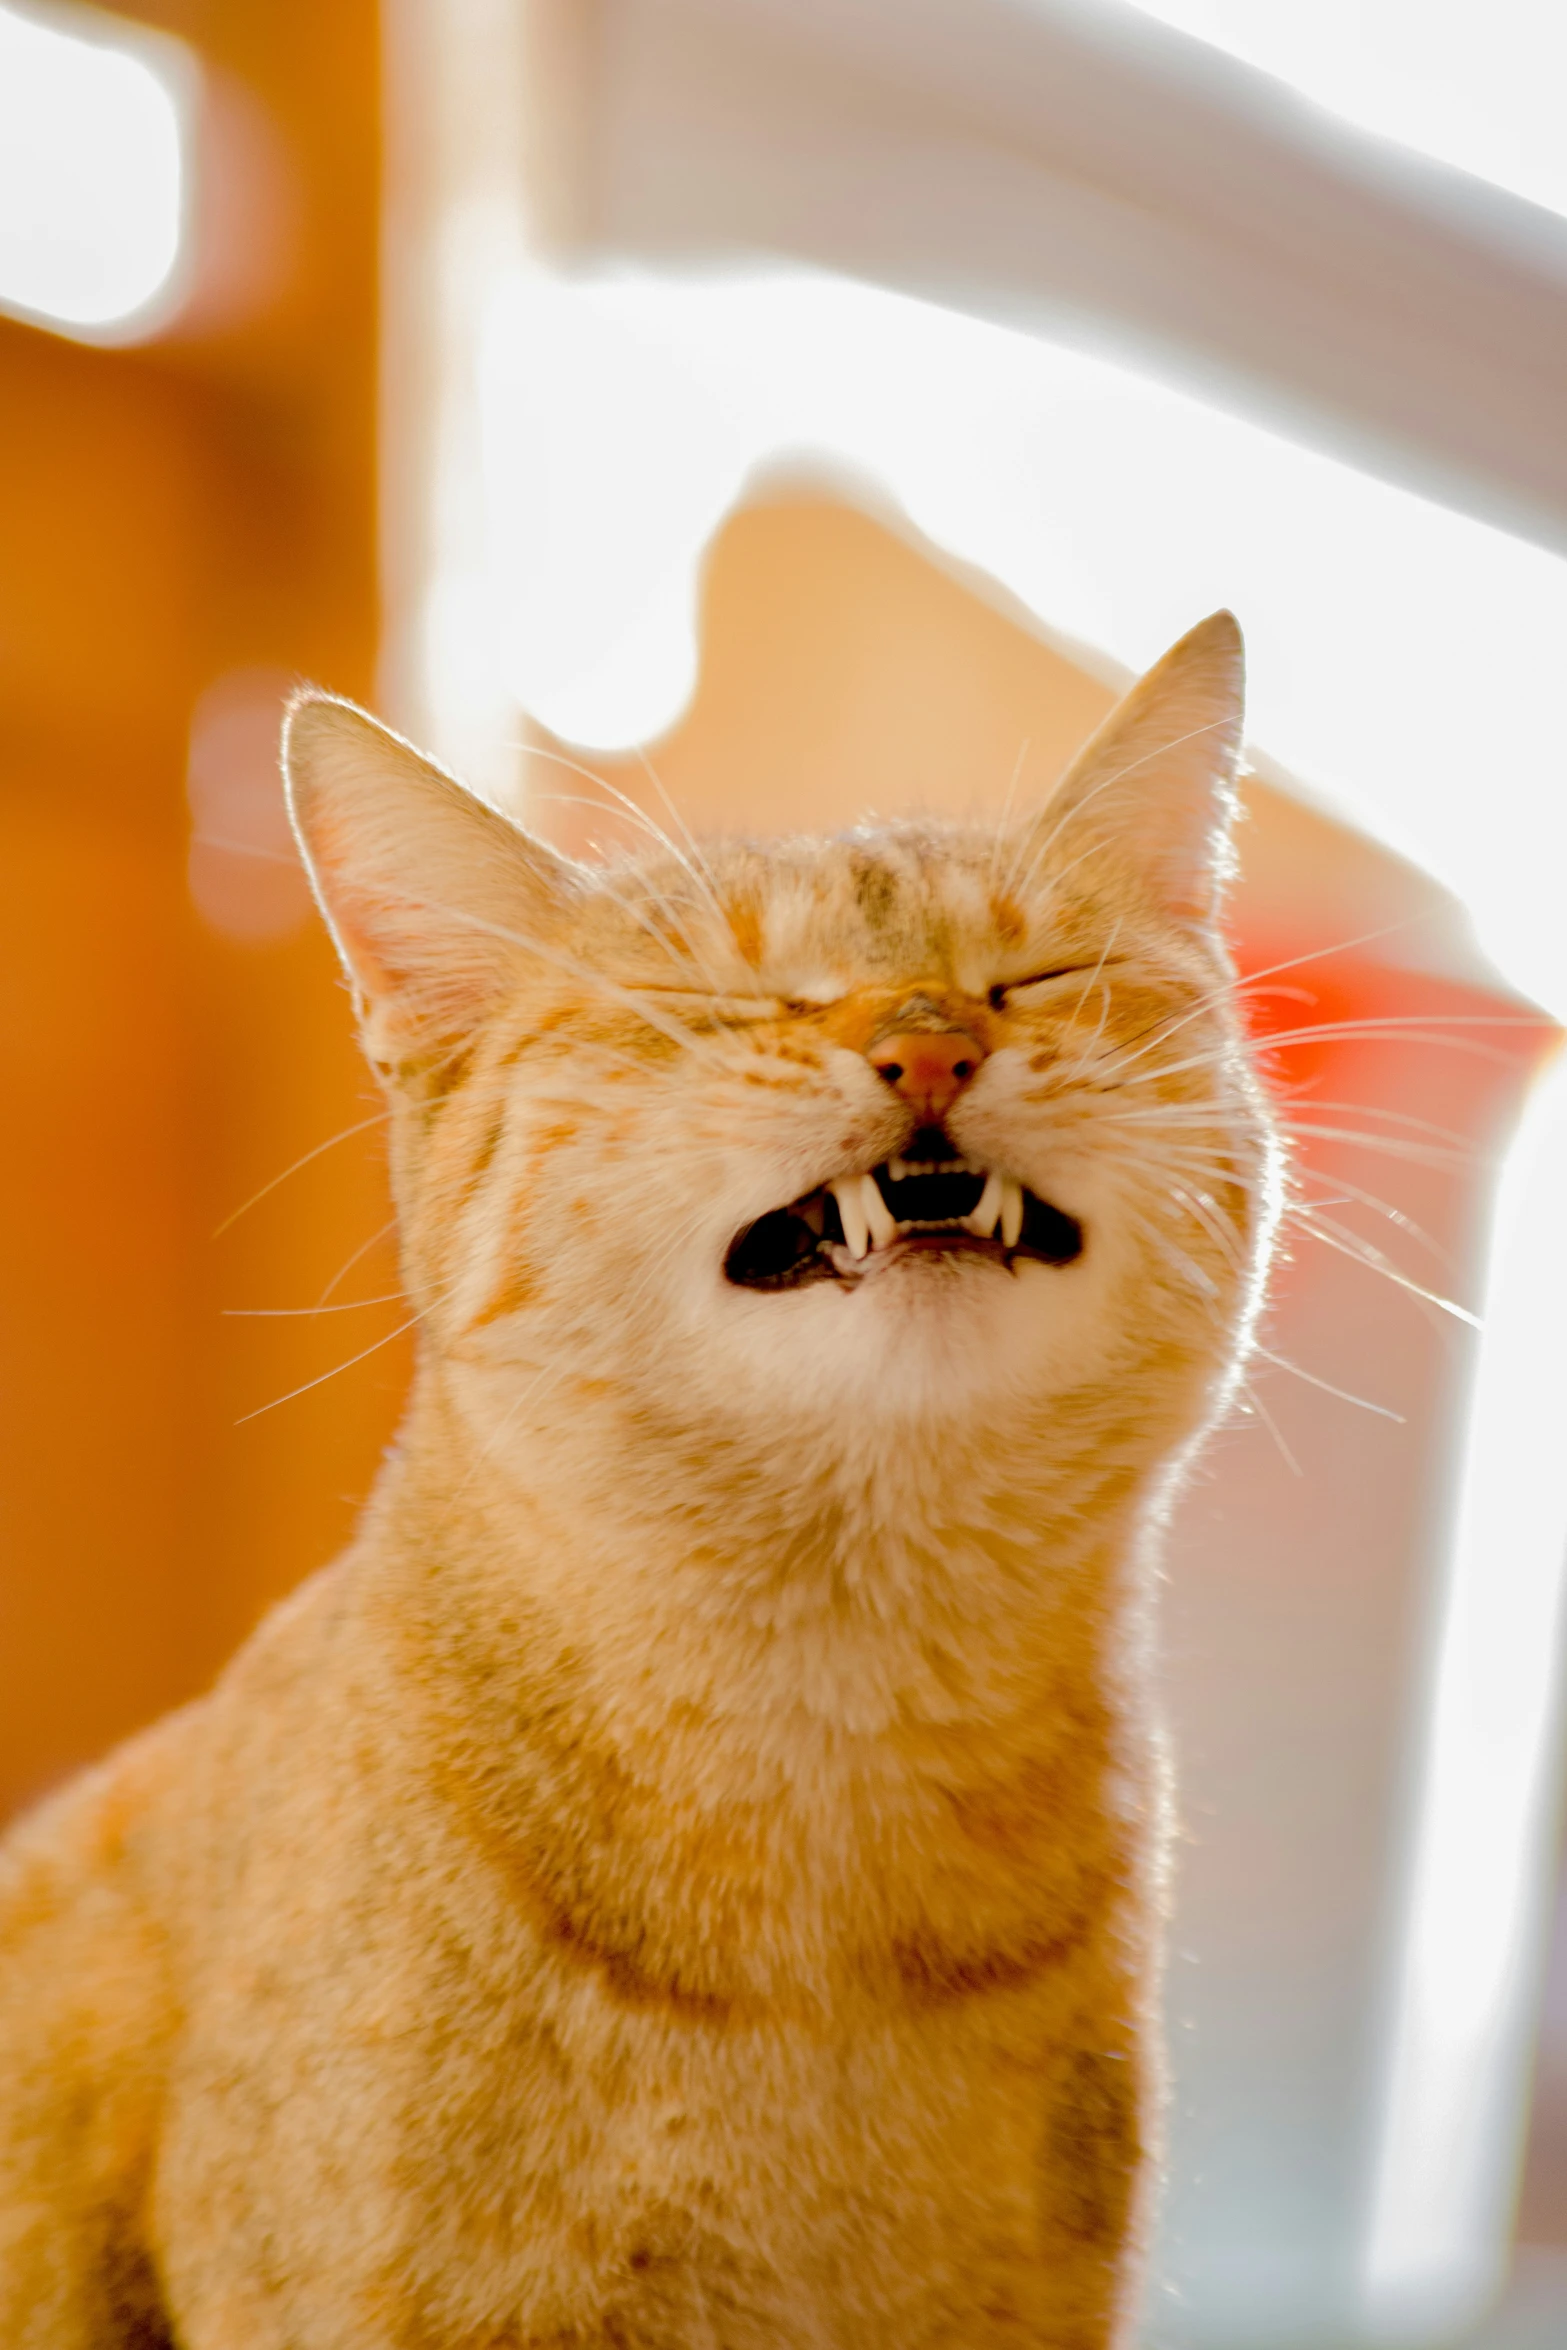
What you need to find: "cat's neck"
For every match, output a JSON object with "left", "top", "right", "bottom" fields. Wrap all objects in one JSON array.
[
  {"left": 352, "top": 1362, "right": 1159, "bottom": 2004},
  {"left": 374, "top": 1353, "right": 1155, "bottom": 1737}
]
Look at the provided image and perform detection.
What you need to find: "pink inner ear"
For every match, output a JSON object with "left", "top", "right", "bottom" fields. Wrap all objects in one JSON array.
[
  {"left": 1028, "top": 618, "right": 1244, "bottom": 925},
  {"left": 293, "top": 790, "right": 451, "bottom": 1004},
  {"left": 317, "top": 874, "right": 421, "bottom": 1001},
  {"left": 286, "top": 699, "right": 582, "bottom": 1039}
]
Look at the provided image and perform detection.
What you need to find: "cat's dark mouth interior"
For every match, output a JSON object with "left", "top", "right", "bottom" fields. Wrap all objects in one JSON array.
[{"left": 724, "top": 1125, "right": 1084, "bottom": 1291}]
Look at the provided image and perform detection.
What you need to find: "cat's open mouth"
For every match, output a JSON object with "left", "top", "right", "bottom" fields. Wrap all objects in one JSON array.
[{"left": 724, "top": 1128, "right": 1084, "bottom": 1291}]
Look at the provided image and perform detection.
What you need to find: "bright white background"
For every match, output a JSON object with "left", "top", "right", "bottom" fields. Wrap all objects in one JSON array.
[{"left": 477, "top": 263, "right": 1567, "bottom": 1019}]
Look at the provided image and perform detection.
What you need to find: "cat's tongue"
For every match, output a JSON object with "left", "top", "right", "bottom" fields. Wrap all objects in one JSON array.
[{"left": 826, "top": 1227, "right": 1004, "bottom": 1279}]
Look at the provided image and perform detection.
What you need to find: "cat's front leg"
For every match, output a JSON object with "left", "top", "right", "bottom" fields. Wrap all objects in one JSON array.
[
  {"left": 0, "top": 1774, "right": 179, "bottom": 2350},
  {"left": 0, "top": 2026, "right": 165, "bottom": 2350},
  {"left": 1027, "top": 2023, "right": 1158, "bottom": 2350}
]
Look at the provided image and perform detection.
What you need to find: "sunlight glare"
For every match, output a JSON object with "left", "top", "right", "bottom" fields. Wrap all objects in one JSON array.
[
  {"left": 1362, "top": 1056, "right": 1567, "bottom": 2338},
  {"left": 477, "top": 265, "right": 1567, "bottom": 1018},
  {"left": 0, "top": 0, "right": 189, "bottom": 336}
]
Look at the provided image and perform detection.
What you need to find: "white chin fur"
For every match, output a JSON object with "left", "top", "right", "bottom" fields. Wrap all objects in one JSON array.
[{"left": 681, "top": 1210, "right": 1117, "bottom": 1434}]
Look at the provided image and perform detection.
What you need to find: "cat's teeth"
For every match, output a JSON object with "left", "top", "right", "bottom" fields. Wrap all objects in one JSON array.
[
  {"left": 862, "top": 1173, "right": 899, "bottom": 1250},
  {"left": 888, "top": 1155, "right": 911, "bottom": 1183},
  {"left": 831, "top": 1177, "right": 870, "bottom": 1260},
  {"left": 1000, "top": 1175, "right": 1025, "bottom": 1250},
  {"left": 964, "top": 1169, "right": 1004, "bottom": 1239}
]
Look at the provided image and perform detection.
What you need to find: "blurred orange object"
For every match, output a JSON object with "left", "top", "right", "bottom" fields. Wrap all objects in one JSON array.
[{"left": 0, "top": 0, "right": 400, "bottom": 1824}]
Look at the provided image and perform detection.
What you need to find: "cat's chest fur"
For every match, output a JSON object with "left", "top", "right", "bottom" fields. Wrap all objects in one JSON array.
[
  {"left": 150, "top": 1503, "right": 1147, "bottom": 2347},
  {"left": 375, "top": 1426, "right": 1142, "bottom": 2014}
]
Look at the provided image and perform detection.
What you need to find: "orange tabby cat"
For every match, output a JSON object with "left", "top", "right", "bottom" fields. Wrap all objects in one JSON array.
[{"left": 0, "top": 614, "right": 1277, "bottom": 2347}]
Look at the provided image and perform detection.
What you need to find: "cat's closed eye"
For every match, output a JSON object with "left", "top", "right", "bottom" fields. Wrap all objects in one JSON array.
[
  {"left": 987, "top": 963, "right": 1116, "bottom": 1009},
  {"left": 626, "top": 987, "right": 800, "bottom": 1023}
]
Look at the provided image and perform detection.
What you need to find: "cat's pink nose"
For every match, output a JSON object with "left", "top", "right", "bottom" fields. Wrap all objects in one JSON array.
[{"left": 867, "top": 1027, "right": 987, "bottom": 1124}]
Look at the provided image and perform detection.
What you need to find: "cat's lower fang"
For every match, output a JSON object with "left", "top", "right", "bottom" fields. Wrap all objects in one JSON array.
[
  {"left": 862, "top": 1172, "right": 899, "bottom": 1250},
  {"left": 963, "top": 1170, "right": 1004, "bottom": 1240},
  {"left": 1001, "top": 1176, "right": 1025, "bottom": 1250},
  {"left": 830, "top": 1177, "right": 871, "bottom": 1259}
]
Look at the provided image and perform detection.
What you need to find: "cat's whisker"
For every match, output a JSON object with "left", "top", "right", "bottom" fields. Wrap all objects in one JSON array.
[
  {"left": 1124, "top": 1146, "right": 1251, "bottom": 1186},
  {"left": 529, "top": 787, "right": 700, "bottom": 884},
  {"left": 224, "top": 1291, "right": 409, "bottom": 1317},
  {"left": 633, "top": 745, "right": 736, "bottom": 944},
  {"left": 585, "top": 863, "right": 731, "bottom": 998},
  {"left": 1090, "top": 1104, "right": 1250, "bottom": 1132},
  {"left": 1278, "top": 1096, "right": 1473, "bottom": 1145},
  {"left": 1052, "top": 973, "right": 1116, "bottom": 1089},
  {"left": 1248, "top": 1341, "right": 1405, "bottom": 1424},
  {"left": 1106, "top": 1011, "right": 1546, "bottom": 1094},
  {"left": 1063, "top": 919, "right": 1123, "bottom": 1034},
  {"left": 1120, "top": 1115, "right": 1457, "bottom": 1277},
  {"left": 521, "top": 790, "right": 725, "bottom": 984},
  {"left": 1288, "top": 1206, "right": 1478, "bottom": 1328},
  {"left": 1096, "top": 1098, "right": 1472, "bottom": 1181},
  {"left": 521, "top": 739, "right": 725, "bottom": 908},
  {"left": 985, "top": 737, "right": 1032, "bottom": 894},
  {"left": 1259, "top": 1013, "right": 1547, "bottom": 1054},
  {"left": 382, "top": 886, "right": 721, "bottom": 1059},
  {"left": 1091, "top": 913, "right": 1448, "bottom": 1087},
  {"left": 1109, "top": 1150, "right": 1251, "bottom": 1264},
  {"left": 1281, "top": 1120, "right": 1475, "bottom": 1175},
  {"left": 1236, "top": 1374, "right": 1305, "bottom": 1478},
  {"left": 318, "top": 1216, "right": 399, "bottom": 1305},
  {"left": 233, "top": 1311, "right": 427, "bottom": 1424},
  {"left": 1227, "top": 913, "right": 1438, "bottom": 995},
  {"left": 1101, "top": 1096, "right": 1461, "bottom": 1142},
  {"left": 1133, "top": 1218, "right": 1222, "bottom": 1299},
  {"left": 1175, "top": 1186, "right": 1249, "bottom": 1264},
  {"left": 616, "top": 874, "right": 738, "bottom": 1000},
  {"left": 1092, "top": 949, "right": 1549, "bottom": 1093},
  {"left": 1011, "top": 825, "right": 1124, "bottom": 928},
  {"left": 1091, "top": 1113, "right": 1245, "bottom": 1165},
  {"left": 524, "top": 744, "right": 742, "bottom": 973},
  {"left": 1004, "top": 717, "right": 1233, "bottom": 906},
  {"left": 212, "top": 1112, "right": 389, "bottom": 1239}
]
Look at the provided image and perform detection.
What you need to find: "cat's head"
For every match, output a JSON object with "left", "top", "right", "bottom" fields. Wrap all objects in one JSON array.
[{"left": 284, "top": 615, "right": 1277, "bottom": 1501}]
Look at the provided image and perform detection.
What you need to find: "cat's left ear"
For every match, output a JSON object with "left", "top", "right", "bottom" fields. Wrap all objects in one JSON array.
[
  {"left": 284, "top": 692, "right": 579, "bottom": 1068},
  {"left": 1018, "top": 611, "right": 1245, "bottom": 927}
]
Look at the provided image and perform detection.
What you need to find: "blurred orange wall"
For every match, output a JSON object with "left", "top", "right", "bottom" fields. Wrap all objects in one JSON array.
[{"left": 0, "top": 0, "right": 404, "bottom": 1823}]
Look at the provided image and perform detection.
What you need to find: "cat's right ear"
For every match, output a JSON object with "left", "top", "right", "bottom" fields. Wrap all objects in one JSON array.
[{"left": 283, "top": 693, "right": 579, "bottom": 1074}]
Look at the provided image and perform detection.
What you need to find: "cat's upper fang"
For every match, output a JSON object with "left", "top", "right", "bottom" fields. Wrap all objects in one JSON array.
[{"left": 835, "top": 1161, "right": 1020, "bottom": 1254}]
